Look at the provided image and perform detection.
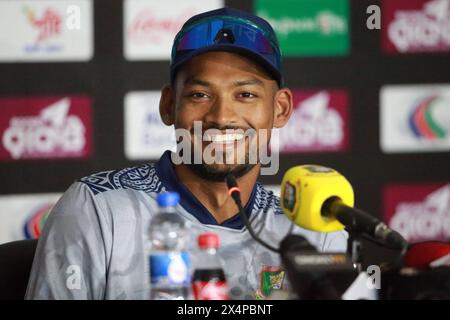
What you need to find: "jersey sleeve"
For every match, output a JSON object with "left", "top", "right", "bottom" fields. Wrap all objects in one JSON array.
[{"left": 25, "top": 181, "right": 111, "bottom": 300}]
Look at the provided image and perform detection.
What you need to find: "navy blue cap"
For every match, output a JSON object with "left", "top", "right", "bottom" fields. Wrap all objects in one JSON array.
[
  {"left": 170, "top": 7, "right": 283, "bottom": 87},
  {"left": 157, "top": 192, "right": 180, "bottom": 208}
]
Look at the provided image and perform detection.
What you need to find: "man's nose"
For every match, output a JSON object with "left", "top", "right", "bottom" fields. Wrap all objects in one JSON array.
[{"left": 203, "top": 96, "right": 239, "bottom": 128}]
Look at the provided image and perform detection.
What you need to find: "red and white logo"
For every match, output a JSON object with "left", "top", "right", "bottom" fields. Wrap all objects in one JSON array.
[
  {"left": 382, "top": 0, "right": 450, "bottom": 53},
  {"left": 272, "top": 90, "right": 349, "bottom": 153},
  {"left": 124, "top": 0, "right": 223, "bottom": 60},
  {"left": 384, "top": 183, "right": 450, "bottom": 242},
  {"left": 192, "top": 281, "right": 229, "bottom": 300},
  {"left": 0, "top": 0, "right": 93, "bottom": 62},
  {"left": 127, "top": 9, "right": 194, "bottom": 46},
  {"left": 23, "top": 6, "right": 62, "bottom": 43},
  {"left": 0, "top": 96, "right": 92, "bottom": 160}
]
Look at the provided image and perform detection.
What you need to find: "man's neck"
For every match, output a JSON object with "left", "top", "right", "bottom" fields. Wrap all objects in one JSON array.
[{"left": 174, "top": 164, "right": 260, "bottom": 224}]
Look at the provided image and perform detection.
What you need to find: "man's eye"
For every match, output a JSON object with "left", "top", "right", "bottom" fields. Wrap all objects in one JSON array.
[
  {"left": 240, "top": 92, "right": 257, "bottom": 98},
  {"left": 190, "top": 92, "right": 208, "bottom": 99}
]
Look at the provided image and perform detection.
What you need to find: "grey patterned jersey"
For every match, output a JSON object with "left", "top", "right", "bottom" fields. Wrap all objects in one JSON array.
[{"left": 25, "top": 151, "right": 347, "bottom": 300}]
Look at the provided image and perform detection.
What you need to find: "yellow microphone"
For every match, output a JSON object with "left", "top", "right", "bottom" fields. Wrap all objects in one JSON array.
[
  {"left": 280, "top": 165, "right": 407, "bottom": 249},
  {"left": 281, "top": 165, "right": 354, "bottom": 232}
]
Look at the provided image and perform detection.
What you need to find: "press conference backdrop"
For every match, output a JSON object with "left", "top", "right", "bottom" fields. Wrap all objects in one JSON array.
[{"left": 0, "top": 0, "right": 449, "bottom": 266}]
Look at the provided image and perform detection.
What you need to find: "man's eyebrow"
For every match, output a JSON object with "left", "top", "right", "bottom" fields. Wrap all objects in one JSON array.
[
  {"left": 183, "top": 77, "right": 265, "bottom": 88},
  {"left": 232, "top": 78, "right": 265, "bottom": 88},
  {"left": 184, "top": 77, "right": 211, "bottom": 87}
]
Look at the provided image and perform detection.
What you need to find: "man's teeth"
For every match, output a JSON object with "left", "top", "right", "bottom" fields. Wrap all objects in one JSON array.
[{"left": 205, "top": 133, "right": 244, "bottom": 143}]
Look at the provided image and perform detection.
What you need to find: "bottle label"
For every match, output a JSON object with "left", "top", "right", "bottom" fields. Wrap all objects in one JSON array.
[
  {"left": 192, "top": 280, "right": 229, "bottom": 300},
  {"left": 149, "top": 251, "right": 190, "bottom": 285}
]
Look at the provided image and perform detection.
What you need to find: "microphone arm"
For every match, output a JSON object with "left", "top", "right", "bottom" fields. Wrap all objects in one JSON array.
[
  {"left": 225, "top": 174, "right": 280, "bottom": 253},
  {"left": 322, "top": 197, "right": 408, "bottom": 250}
]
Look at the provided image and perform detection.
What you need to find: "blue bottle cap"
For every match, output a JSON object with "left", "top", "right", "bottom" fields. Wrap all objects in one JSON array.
[{"left": 157, "top": 192, "right": 180, "bottom": 207}]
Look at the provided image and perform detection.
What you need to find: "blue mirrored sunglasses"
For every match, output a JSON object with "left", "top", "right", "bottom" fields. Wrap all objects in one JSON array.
[{"left": 172, "top": 16, "right": 281, "bottom": 68}]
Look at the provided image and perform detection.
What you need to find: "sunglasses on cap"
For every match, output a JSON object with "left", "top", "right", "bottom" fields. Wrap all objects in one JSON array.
[{"left": 171, "top": 16, "right": 282, "bottom": 77}]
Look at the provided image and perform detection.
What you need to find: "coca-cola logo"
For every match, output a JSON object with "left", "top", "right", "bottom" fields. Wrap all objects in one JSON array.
[
  {"left": 127, "top": 9, "right": 196, "bottom": 44},
  {"left": 192, "top": 281, "right": 229, "bottom": 300},
  {"left": 124, "top": 1, "right": 223, "bottom": 60},
  {"left": 0, "top": 96, "right": 92, "bottom": 160},
  {"left": 383, "top": 0, "right": 450, "bottom": 53}
]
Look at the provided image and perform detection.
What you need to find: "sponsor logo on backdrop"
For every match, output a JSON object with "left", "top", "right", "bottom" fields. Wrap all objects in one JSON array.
[
  {"left": 272, "top": 90, "right": 349, "bottom": 153},
  {"left": 409, "top": 96, "right": 447, "bottom": 141},
  {"left": 124, "top": 91, "right": 176, "bottom": 160},
  {"left": 380, "top": 84, "right": 450, "bottom": 153},
  {"left": 384, "top": 184, "right": 450, "bottom": 242},
  {"left": 255, "top": 0, "right": 349, "bottom": 56},
  {"left": 0, "top": 0, "right": 93, "bottom": 61},
  {"left": 23, "top": 203, "right": 52, "bottom": 239},
  {"left": 0, "top": 193, "right": 61, "bottom": 244},
  {"left": 0, "top": 96, "right": 92, "bottom": 160},
  {"left": 124, "top": 0, "right": 223, "bottom": 60},
  {"left": 23, "top": 6, "right": 62, "bottom": 45},
  {"left": 382, "top": 0, "right": 450, "bottom": 53}
]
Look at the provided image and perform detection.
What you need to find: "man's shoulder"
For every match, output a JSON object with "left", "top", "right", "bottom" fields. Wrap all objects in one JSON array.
[
  {"left": 78, "top": 163, "right": 163, "bottom": 195},
  {"left": 253, "top": 183, "right": 283, "bottom": 215}
]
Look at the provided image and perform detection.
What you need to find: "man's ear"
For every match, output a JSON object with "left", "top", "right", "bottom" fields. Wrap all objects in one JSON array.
[
  {"left": 273, "top": 88, "right": 293, "bottom": 128},
  {"left": 159, "top": 84, "right": 175, "bottom": 126}
]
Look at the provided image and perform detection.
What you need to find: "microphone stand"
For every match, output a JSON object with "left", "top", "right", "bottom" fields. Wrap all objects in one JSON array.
[
  {"left": 346, "top": 227, "right": 409, "bottom": 274},
  {"left": 346, "top": 227, "right": 364, "bottom": 273}
]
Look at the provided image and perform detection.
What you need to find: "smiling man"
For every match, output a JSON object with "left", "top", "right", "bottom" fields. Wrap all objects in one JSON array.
[
  {"left": 26, "top": 8, "right": 347, "bottom": 300},
  {"left": 160, "top": 48, "right": 291, "bottom": 224}
]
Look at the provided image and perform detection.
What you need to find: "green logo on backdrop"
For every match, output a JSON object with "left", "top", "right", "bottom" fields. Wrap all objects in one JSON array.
[{"left": 255, "top": 0, "right": 349, "bottom": 56}]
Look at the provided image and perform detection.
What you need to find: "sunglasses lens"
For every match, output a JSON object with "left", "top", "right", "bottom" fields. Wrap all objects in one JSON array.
[{"left": 175, "top": 19, "right": 277, "bottom": 62}]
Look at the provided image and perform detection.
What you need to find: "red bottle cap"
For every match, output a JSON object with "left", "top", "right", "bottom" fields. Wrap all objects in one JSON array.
[{"left": 198, "top": 232, "right": 220, "bottom": 249}]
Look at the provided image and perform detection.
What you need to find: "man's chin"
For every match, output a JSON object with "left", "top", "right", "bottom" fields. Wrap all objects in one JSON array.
[{"left": 188, "top": 163, "right": 256, "bottom": 182}]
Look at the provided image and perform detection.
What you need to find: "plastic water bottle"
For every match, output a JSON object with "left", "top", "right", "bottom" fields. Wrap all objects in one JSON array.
[
  {"left": 192, "top": 232, "right": 229, "bottom": 300},
  {"left": 148, "top": 192, "right": 191, "bottom": 300}
]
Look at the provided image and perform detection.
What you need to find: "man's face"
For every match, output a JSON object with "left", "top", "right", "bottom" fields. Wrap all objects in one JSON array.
[{"left": 164, "top": 51, "right": 288, "bottom": 181}]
